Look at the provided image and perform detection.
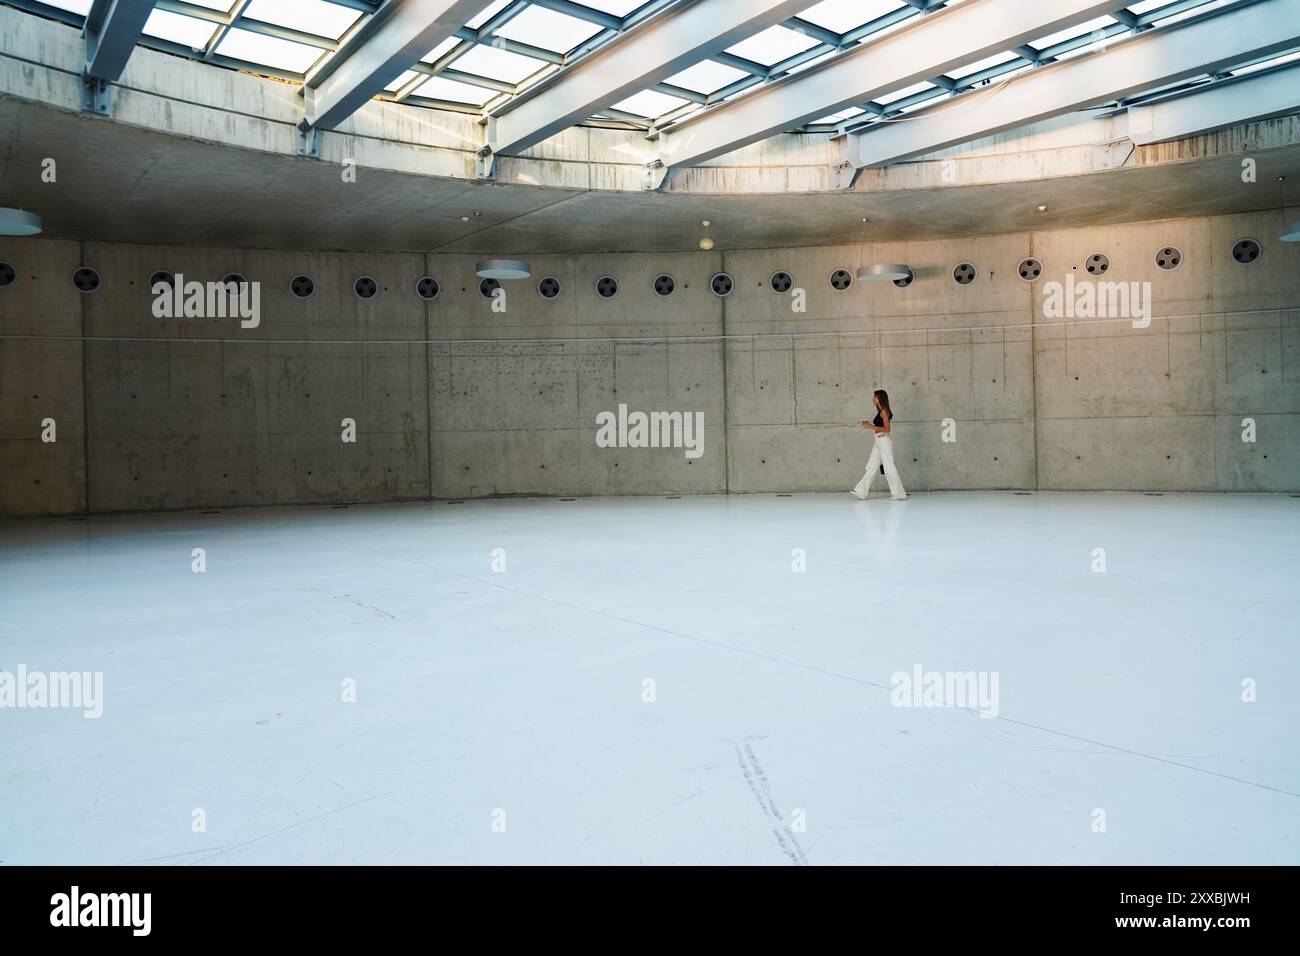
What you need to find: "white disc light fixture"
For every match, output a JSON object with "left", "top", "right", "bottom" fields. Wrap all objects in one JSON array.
[
  {"left": 475, "top": 258, "right": 531, "bottom": 280},
  {"left": 857, "top": 263, "right": 911, "bottom": 282},
  {"left": 0, "top": 208, "right": 42, "bottom": 236}
]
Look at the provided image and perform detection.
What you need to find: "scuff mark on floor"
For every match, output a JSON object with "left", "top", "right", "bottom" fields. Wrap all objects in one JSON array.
[{"left": 734, "top": 736, "right": 810, "bottom": 866}]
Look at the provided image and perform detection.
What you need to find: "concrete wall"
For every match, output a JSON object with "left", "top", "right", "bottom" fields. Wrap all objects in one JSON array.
[{"left": 3, "top": 207, "right": 1299, "bottom": 515}]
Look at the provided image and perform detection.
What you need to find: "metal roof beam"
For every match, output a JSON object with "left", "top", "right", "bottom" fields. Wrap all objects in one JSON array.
[
  {"left": 301, "top": 0, "right": 487, "bottom": 130},
  {"left": 846, "top": 0, "right": 1300, "bottom": 168},
  {"left": 654, "top": 0, "right": 1131, "bottom": 171},
  {"left": 83, "top": 0, "right": 157, "bottom": 81},
  {"left": 485, "top": 0, "right": 811, "bottom": 158}
]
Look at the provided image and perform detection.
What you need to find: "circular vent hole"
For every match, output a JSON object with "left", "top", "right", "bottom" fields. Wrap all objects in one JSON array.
[
  {"left": 652, "top": 273, "right": 675, "bottom": 297},
  {"left": 415, "top": 276, "right": 439, "bottom": 300},
  {"left": 829, "top": 269, "right": 853, "bottom": 292},
  {"left": 953, "top": 262, "right": 976, "bottom": 285},
  {"left": 479, "top": 277, "right": 501, "bottom": 299},
  {"left": 290, "top": 274, "right": 315, "bottom": 298},
  {"left": 354, "top": 275, "right": 378, "bottom": 299},
  {"left": 1084, "top": 253, "right": 1110, "bottom": 275},
  {"left": 221, "top": 272, "right": 247, "bottom": 289},
  {"left": 72, "top": 267, "right": 101, "bottom": 293},
  {"left": 537, "top": 276, "right": 561, "bottom": 299},
  {"left": 1231, "top": 238, "right": 1261, "bottom": 264},
  {"left": 149, "top": 270, "right": 174, "bottom": 291},
  {"left": 1017, "top": 257, "right": 1043, "bottom": 282},
  {"left": 0, "top": 261, "right": 15, "bottom": 287},
  {"left": 710, "top": 272, "right": 734, "bottom": 297},
  {"left": 770, "top": 271, "right": 793, "bottom": 293},
  {"left": 1154, "top": 247, "right": 1182, "bottom": 271},
  {"left": 595, "top": 275, "right": 619, "bottom": 299},
  {"left": 892, "top": 268, "right": 914, "bottom": 289}
]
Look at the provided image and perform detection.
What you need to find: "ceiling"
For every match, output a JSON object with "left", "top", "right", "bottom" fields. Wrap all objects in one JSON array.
[
  {"left": 4, "top": 96, "right": 1300, "bottom": 252},
  {"left": 12, "top": 0, "right": 1299, "bottom": 137}
]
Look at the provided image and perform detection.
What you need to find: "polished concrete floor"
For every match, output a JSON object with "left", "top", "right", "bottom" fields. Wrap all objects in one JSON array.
[{"left": 1, "top": 491, "right": 1297, "bottom": 865}]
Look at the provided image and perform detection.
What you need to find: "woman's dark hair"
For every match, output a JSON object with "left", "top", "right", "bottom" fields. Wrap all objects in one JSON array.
[{"left": 874, "top": 388, "right": 893, "bottom": 418}]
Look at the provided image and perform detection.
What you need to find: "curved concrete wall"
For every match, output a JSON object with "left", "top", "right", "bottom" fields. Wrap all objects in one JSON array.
[{"left": 3, "top": 207, "right": 1298, "bottom": 514}]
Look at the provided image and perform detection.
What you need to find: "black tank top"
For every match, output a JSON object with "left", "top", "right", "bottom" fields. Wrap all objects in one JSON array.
[{"left": 872, "top": 411, "right": 884, "bottom": 427}]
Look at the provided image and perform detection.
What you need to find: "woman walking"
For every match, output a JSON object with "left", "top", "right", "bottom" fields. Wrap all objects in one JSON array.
[{"left": 851, "top": 389, "right": 907, "bottom": 501}]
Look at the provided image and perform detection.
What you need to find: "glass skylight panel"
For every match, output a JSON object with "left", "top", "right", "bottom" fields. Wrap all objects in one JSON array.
[
  {"left": 874, "top": 80, "right": 933, "bottom": 105},
  {"left": 1030, "top": 16, "right": 1114, "bottom": 51},
  {"left": 725, "top": 25, "right": 820, "bottom": 66},
  {"left": 779, "top": 47, "right": 839, "bottom": 76},
  {"left": 33, "top": 0, "right": 93, "bottom": 14},
  {"left": 422, "top": 37, "right": 463, "bottom": 64},
  {"left": 663, "top": 60, "right": 749, "bottom": 94},
  {"left": 1145, "top": 4, "right": 1214, "bottom": 27},
  {"left": 216, "top": 29, "right": 325, "bottom": 72},
  {"left": 611, "top": 89, "right": 689, "bottom": 118},
  {"left": 797, "top": 0, "right": 902, "bottom": 34},
  {"left": 450, "top": 44, "right": 545, "bottom": 83},
  {"left": 242, "top": 0, "right": 361, "bottom": 41},
  {"left": 1227, "top": 49, "right": 1300, "bottom": 76},
  {"left": 142, "top": 10, "right": 218, "bottom": 50},
  {"left": 178, "top": 0, "right": 236, "bottom": 11},
  {"left": 1127, "top": 0, "right": 1184, "bottom": 13},
  {"left": 493, "top": 6, "right": 603, "bottom": 54},
  {"left": 813, "top": 107, "right": 866, "bottom": 123},
  {"left": 576, "top": 0, "right": 649, "bottom": 15},
  {"left": 411, "top": 75, "right": 497, "bottom": 105},
  {"left": 385, "top": 69, "right": 421, "bottom": 92},
  {"left": 950, "top": 51, "right": 1021, "bottom": 80},
  {"left": 467, "top": 0, "right": 514, "bottom": 30}
]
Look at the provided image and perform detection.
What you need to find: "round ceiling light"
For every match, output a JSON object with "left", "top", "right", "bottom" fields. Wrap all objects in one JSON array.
[
  {"left": 856, "top": 263, "right": 911, "bottom": 282},
  {"left": 699, "top": 236, "right": 715, "bottom": 250},
  {"left": 0, "top": 208, "right": 42, "bottom": 236},
  {"left": 1282, "top": 221, "right": 1300, "bottom": 242},
  {"left": 475, "top": 258, "right": 531, "bottom": 280}
]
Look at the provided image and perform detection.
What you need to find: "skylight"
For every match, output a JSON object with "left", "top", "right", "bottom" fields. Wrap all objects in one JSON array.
[
  {"left": 385, "top": 70, "right": 421, "bottom": 93},
  {"left": 1227, "top": 48, "right": 1300, "bottom": 76},
  {"left": 466, "top": 0, "right": 515, "bottom": 31},
  {"left": 797, "top": 0, "right": 903, "bottom": 35},
  {"left": 451, "top": 44, "right": 546, "bottom": 84},
  {"left": 813, "top": 107, "right": 866, "bottom": 123},
  {"left": 612, "top": 89, "right": 690, "bottom": 118},
  {"left": 664, "top": 60, "right": 749, "bottom": 95},
  {"left": 493, "top": 6, "right": 604, "bottom": 54},
  {"left": 1030, "top": 16, "right": 1115, "bottom": 52},
  {"left": 411, "top": 75, "right": 498, "bottom": 106},
  {"left": 949, "top": 52, "right": 1022, "bottom": 81},
  {"left": 874, "top": 80, "right": 934, "bottom": 105},
  {"left": 216, "top": 29, "right": 326, "bottom": 73},
  {"left": 725, "top": 25, "right": 821, "bottom": 67},
  {"left": 142, "top": 10, "right": 218, "bottom": 50},
  {"left": 578, "top": 0, "right": 651, "bottom": 15},
  {"left": 423, "top": 37, "right": 463, "bottom": 64},
  {"left": 242, "top": 0, "right": 361, "bottom": 42},
  {"left": 31, "top": 0, "right": 92, "bottom": 14}
]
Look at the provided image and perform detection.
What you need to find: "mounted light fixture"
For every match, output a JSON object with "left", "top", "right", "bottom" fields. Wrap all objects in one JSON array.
[
  {"left": 0, "top": 208, "right": 42, "bottom": 236},
  {"left": 475, "top": 258, "right": 531, "bottom": 280},
  {"left": 857, "top": 263, "right": 911, "bottom": 282},
  {"left": 1281, "top": 221, "right": 1300, "bottom": 242}
]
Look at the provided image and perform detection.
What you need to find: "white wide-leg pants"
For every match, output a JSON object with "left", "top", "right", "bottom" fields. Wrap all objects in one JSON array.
[{"left": 852, "top": 434, "right": 907, "bottom": 500}]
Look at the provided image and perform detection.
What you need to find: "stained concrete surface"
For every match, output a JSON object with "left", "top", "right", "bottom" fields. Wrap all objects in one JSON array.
[{"left": 4, "top": 209, "right": 1299, "bottom": 515}]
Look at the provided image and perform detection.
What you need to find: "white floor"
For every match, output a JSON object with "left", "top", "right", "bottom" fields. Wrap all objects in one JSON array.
[{"left": 1, "top": 491, "right": 1297, "bottom": 866}]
